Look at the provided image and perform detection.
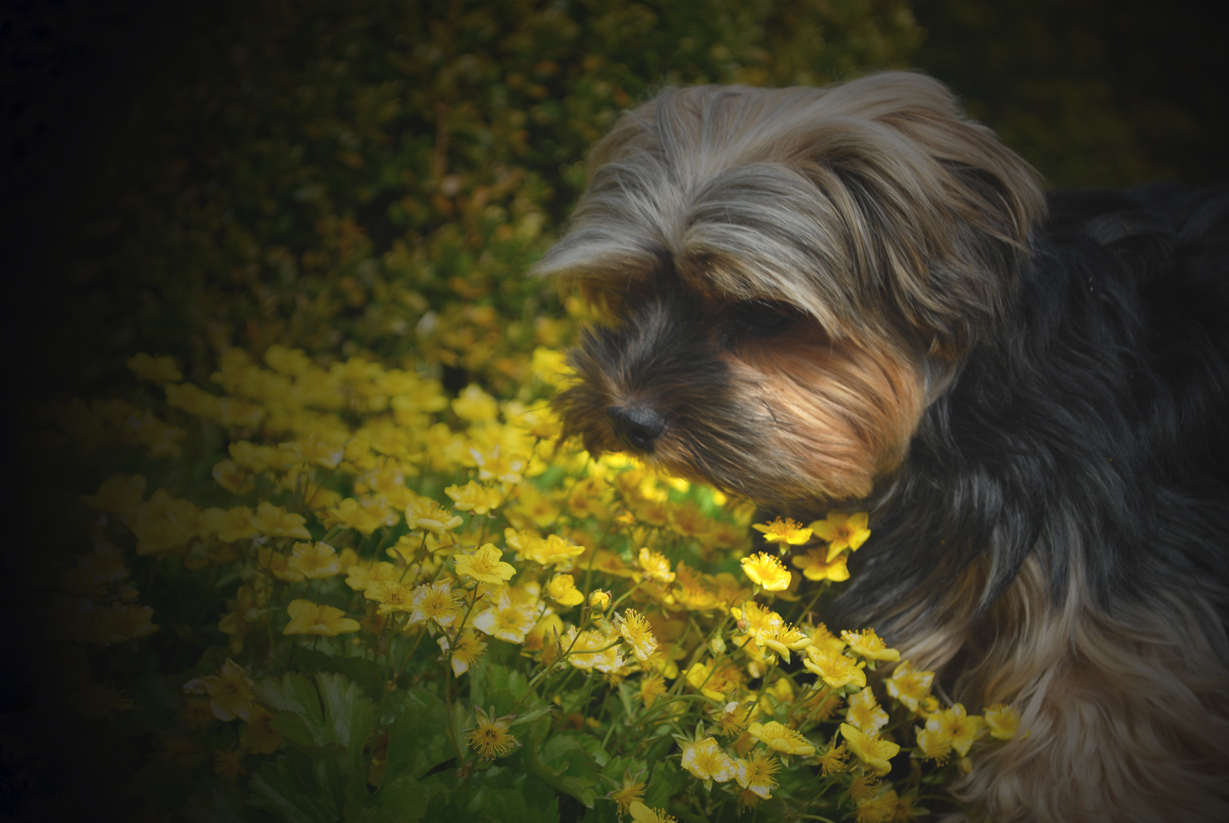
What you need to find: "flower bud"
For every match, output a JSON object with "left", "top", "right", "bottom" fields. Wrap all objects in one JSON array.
[
  {"left": 588, "top": 590, "right": 611, "bottom": 610},
  {"left": 710, "top": 634, "right": 727, "bottom": 655}
]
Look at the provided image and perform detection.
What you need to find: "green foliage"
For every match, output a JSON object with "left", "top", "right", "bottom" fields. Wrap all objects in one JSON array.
[{"left": 10, "top": 3, "right": 957, "bottom": 823}]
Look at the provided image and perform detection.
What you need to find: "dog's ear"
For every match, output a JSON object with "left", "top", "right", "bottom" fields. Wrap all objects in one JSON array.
[
  {"left": 788, "top": 72, "right": 1046, "bottom": 357},
  {"left": 534, "top": 73, "right": 1045, "bottom": 357}
]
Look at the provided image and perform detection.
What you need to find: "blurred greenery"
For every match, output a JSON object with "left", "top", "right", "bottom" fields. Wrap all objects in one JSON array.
[{"left": 4, "top": 0, "right": 1223, "bottom": 404}]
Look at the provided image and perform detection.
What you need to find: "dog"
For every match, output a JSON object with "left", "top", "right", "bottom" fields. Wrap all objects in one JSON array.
[{"left": 532, "top": 72, "right": 1229, "bottom": 822}]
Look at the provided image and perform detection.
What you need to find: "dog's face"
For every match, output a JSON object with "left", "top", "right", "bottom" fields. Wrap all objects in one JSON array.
[{"left": 535, "top": 73, "right": 1045, "bottom": 513}]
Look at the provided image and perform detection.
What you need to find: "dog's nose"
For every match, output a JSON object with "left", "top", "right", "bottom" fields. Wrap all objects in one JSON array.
[{"left": 606, "top": 404, "right": 667, "bottom": 453}]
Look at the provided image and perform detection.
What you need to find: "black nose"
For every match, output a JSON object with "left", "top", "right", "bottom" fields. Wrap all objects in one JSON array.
[{"left": 606, "top": 404, "right": 667, "bottom": 453}]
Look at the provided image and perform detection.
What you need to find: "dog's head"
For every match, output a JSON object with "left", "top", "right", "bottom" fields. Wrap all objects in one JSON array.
[{"left": 534, "top": 72, "right": 1044, "bottom": 513}]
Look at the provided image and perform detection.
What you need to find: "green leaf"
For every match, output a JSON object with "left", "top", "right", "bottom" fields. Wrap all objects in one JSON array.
[
  {"left": 471, "top": 659, "right": 533, "bottom": 719},
  {"left": 316, "top": 671, "right": 375, "bottom": 763},
  {"left": 642, "top": 759, "right": 686, "bottom": 809},
  {"left": 255, "top": 672, "right": 330, "bottom": 744},
  {"left": 347, "top": 773, "right": 433, "bottom": 823},
  {"left": 521, "top": 729, "right": 601, "bottom": 808},
  {"left": 254, "top": 671, "right": 374, "bottom": 764},
  {"left": 480, "top": 767, "right": 560, "bottom": 823},
  {"left": 249, "top": 750, "right": 347, "bottom": 823},
  {"left": 296, "top": 648, "right": 385, "bottom": 700},
  {"left": 384, "top": 686, "right": 457, "bottom": 782}
]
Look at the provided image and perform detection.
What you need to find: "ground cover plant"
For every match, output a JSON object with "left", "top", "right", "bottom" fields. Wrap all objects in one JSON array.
[{"left": 14, "top": 2, "right": 1027, "bottom": 821}]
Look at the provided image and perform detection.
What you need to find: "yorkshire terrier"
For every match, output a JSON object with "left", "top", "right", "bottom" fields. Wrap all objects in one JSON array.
[{"left": 534, "top": 72, "right": 1229, "bottom": 821}]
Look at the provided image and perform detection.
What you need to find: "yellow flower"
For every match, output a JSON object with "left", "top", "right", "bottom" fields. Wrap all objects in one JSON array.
[
  {"left": 637, "top": 547, "right": 675, "bottom": 583},
  {"left": 409, "top": 581, "right": 463, "bottom": 628},
  {"left": 915, "top": 724, "right": 952, "bottom": 763},
  {"left": 562, "top": 628, "right": 625, "bottom": 673},
  {"left": 589, "top": 549, "right": 636, "bottom": 578},
  {"left": 856, "top": 789, "right": 898, "bottom": 823},
  {"left": 810, "top": 511, "right": 871, "bottom": 561},
  {"left": 839, "top": 723, "right": 900, "bottom": 776},
  {"left": 803, "top": 646, "right": 867, "bottom": 690},
  {"left": 588, "top": 590, "right": 611, "bottom": 610},
  {"left": 207, "top": 505, "right": 258, "bottom": 543},
  {"left": 517, "top": 533, "right": 584, "bottom": 568},
  {"left": 403, "top": 494, "right": 461, "bottom": 534},
  {"left": 129, "top": 490, "right": 196, "bottom": 554},
  {"left": 674, "top": 583, "right": 721, "bottom": 613},
  {"left": 454, "top": 544, "right": 516, "bottom": 584},
  {"left": 344, "top": 561, "right": 399, "bottom": 591},
  {"left": 885, "top": 660, "right": 934, "bottom": 714},
  {"left": 680, "top": 736, "right": 736, "bottom": 783},
  {"left": 251, "top": 501, "right": 311, "bottom": 539},
  {"left": 470, "top": 445, "right": 527, "bottom": 485},
  {"left": 817, "top": 742, "right": 849, "bottom": 776},
  {"left": 239, "top": 706, "right": 283, "bottom": 754},
  {"left": 453, "top": 384, "right": 499, "bottom": 423},
  {"left": 747, "top": 721, "right": 816, "bottom": 757},
  {"left": 846, "top": 687, "right": 889, "bottom": 735},
  {"left": 124, "top": 408, "right": 184, "bottom": 456},
  {"left": 841, "top": 629, "right": 900, "bottom": 661},
  {"left": 791, "top": 546, "right": 851, "bottom": 582},
  {"left": 445, "top": 480, "right": 503, "bottom": 515},
  {"left": 614, "top": 608, "right": 658, "bottom": 662},
  {"left": 609, "top": 769, "right": 646, "bottom": 813},
  {"left": 286, "top": 542, "right": 340, "bottom": 580},
  {"left": 685, "top": 659, "right": 742, "bottom": 701},
  {"left": 713, "top": 700, "right": 749, "bottom": 737},
  {"left": 639, "top": 674, "right": 666, "bottom": 707},
  {"left": 468, "top": 706, "right": 518, "bottom": 759},
  {"left": 229, "top": 441, "right": 281, "bottom": 473},
  {"left": 523, "top": 612, "right": 564, "bottom": 655},
  {"left": 505, "top": 482, "right": 560, "bottom": 530},
  {"left": 755, "top": 620, "right": 810, "bottom": 663},
  {"left": 294, "top": 432, "right": 346, "bottom": 469},
  {"left": 127, "top": 352, "right": 183, "bottom": 383},
  {"left": 751, "top": 517, "right": 812, "bottom": 545},
  {"left": 212, "top": 459, "right": 254, "bottom": 495},
  {"left": 546, "top": 573, "right": 585, "bottom": 606},
  {"left": 802, "top": 622, "right": 846, "bottom": 655},
  {"left": 739, "top": 552, "right": 791, "bottom": 591},
  {"left": 438, "top": 629, "right": 487, "bottom": 676},
  {"left": 734, "top": 750, "right": 779, "bottom": 799},
  {"left": 984, "top": 703, "right": 1023, "bottom": 741},
  {"left": 259, "top": 547, "right": 303, "bottom": 583},
  {"left": 628, "top": 801, "right": 677, "bottom": 823},
  {"left": 324, "top": 497, "right": 392, "bottom": 535},
  {"left": 931, "top": 704, "right": 984, "bottom": 756},
  {"left": 283, "top": 600, "right": 361, "bottom": 636},
  {"left": 366, "top": 580, "right": 416, "bottom": 615},
  {"left": 472, "top": 591, "right": 539, "bottom": 643},
  {"left": 184, "top": 658, "right": 255, "bottom": 722}
]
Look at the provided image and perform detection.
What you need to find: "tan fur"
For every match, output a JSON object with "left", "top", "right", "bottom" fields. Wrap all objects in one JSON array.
[
  {"left": 722, "top": 332, "right": 924, "bottom": 502},
  {"left": 889, "top": 553, "right": 1229, "bottom": 822}
]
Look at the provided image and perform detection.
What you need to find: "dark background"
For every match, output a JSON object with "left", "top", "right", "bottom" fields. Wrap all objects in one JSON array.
[{"left": 3, "top": 0, "right": 1226, "bottom": 388}]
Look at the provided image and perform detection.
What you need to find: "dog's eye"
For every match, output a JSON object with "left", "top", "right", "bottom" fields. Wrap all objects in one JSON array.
[{"left": 729, "top": 300, "right": 798, "bottom": 337}]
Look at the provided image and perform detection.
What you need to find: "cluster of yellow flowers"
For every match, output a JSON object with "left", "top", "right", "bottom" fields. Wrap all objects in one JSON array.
[{"left": 52, "top": 330, "right": 1024, "bottom": 818}]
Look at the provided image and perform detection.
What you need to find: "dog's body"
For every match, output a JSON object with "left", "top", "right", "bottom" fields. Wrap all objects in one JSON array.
[{"left": 535, "top": 73, "right": 1229, "bottom": 821}]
